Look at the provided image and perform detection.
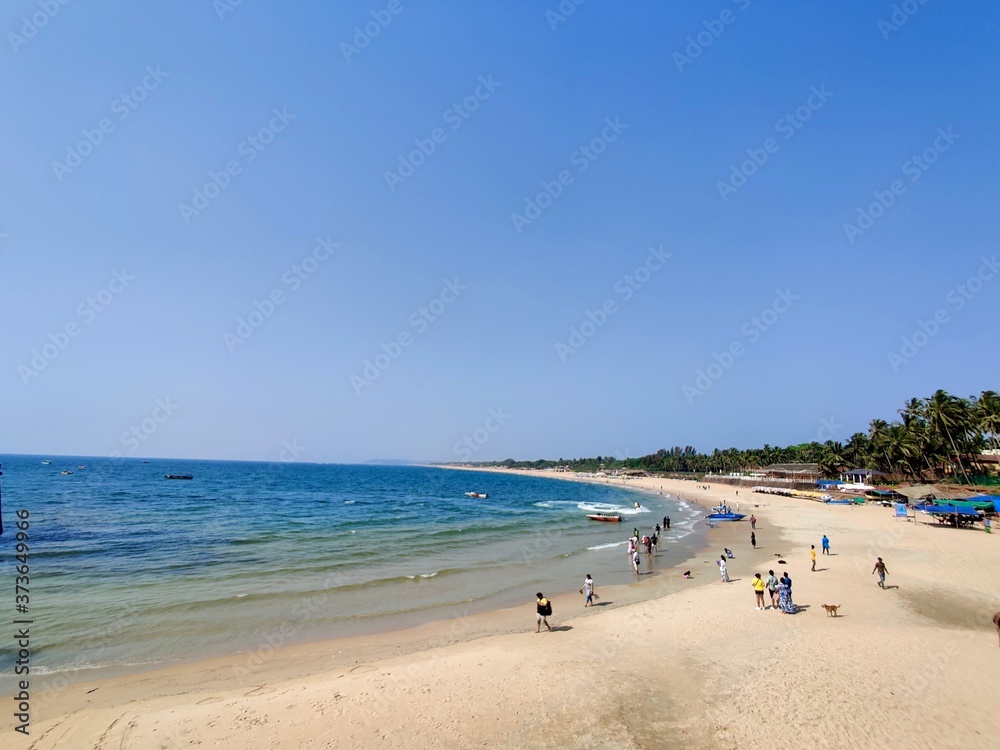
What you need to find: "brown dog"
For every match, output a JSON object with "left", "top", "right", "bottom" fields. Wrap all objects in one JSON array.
[
  {"left": 993, "top": 611, "right": 1000, "bottom": 647},
  {"left": 821, "top": 604, "right": 841, "bottom": 617}
]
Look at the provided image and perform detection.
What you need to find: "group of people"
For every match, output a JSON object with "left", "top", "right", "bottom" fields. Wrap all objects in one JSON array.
[
  {"left": 536, "top": 508, "right": 895, "bottom": 631},
  {"left": 750, "top": 570, "right": 796, "bottom": 613},
  {"left": 625, "top": 517, "right": 673, "bottom": 573}
]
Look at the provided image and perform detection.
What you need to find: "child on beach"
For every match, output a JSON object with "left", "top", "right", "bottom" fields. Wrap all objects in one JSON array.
[{"left": 580, "top": 574, "right": 594, "bottom": 607}]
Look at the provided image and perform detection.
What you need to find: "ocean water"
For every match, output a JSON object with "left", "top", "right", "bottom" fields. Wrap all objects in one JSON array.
[{"left": 0, "top": 456, "right": 704, "bottom": 685}]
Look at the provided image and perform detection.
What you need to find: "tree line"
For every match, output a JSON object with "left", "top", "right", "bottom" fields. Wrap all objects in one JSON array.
[{"left": 478, "top": 390, "right": 999, "bottom": 484}]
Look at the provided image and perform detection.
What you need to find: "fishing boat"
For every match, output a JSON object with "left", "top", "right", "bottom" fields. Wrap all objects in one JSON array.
[
  {"left": 464, "top": 492, "right": 489, "bottom": 498},
  {"left": 41, "top": 460, "right": 51, "bottom": 465},
  {"left": 586, "top": 514, "right": 623, "bottom": 522},
  {"left": 165, "top": 474, "right": 193, "bottom": 480},
  {"left": 60, "top": 470, "right": 73, "bottom": 475}
]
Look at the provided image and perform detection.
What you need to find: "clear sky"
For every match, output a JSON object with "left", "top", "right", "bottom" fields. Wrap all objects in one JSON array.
[{"left": 2, "top": 1, "right": 997, "bottom": 464}]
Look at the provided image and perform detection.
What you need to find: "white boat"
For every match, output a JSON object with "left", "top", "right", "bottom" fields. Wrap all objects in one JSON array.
[{"left": 464, "top": 492, "right": 489, "bottom": 499}]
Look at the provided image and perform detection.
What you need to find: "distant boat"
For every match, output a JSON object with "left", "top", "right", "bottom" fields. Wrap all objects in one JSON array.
[
  {"left": 464, "top": 492, "right": 488, "bottom": 498},
  {"left": 41, "top": 460, "right": 51, "bottom": 465},
  {"left": 60, "top": 470, "right": 73, "bottom": 475},
  {"left": 141, "top": 460, "right": 150, "bottom": 463},
  {"left": 165, "top": 474, "right": 193, "bottom": 480},
  {"left": 586, "top": 514, "right": 623, "bottom": 522},
  {"left": 77, "top": 465, "right": 87, "bottom": 469}
]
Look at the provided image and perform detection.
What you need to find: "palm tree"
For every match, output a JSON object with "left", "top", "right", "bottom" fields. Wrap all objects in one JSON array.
[
  {"left": 975, "top": 390, "right": 1000, "bottom": 451},
  {"left": 925, "top": 389, "right": 974, "bottom": 483},
  {"left": 818, "top": 441, "right": 847, "bottom": 477},
  {"left": 844, "top": 432, "right": 872, "bottom": 469}
]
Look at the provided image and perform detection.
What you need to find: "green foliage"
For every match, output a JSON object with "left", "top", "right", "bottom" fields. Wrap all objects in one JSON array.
[{"left": 470, "top": 390, "right": 997, "bottom": 482}]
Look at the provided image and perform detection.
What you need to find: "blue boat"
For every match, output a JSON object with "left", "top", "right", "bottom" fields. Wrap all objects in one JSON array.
[{"left": 706, "top": 512, "right": 746, "bottom": 521}]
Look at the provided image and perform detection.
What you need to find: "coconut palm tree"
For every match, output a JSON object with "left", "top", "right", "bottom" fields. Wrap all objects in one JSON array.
[{"left": 925, "top": 389, "right": 974, "bottom": 483}]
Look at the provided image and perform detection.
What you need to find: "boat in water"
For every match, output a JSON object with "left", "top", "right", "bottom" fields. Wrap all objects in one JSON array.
[
  {"left": 586, "top": 514, "right": 623, "bottom": 522},
  {"left": 165, "top": 474, "right": 193, "bottom": 480},
  {"left": 60, "top": 470, "right": 73, "bottom": 475},
  {"left": 464, "top": 492, "right": 489, "bottom": 498},
  {"left": 41, "top": 459, "right": 51, "bottom": 465}
]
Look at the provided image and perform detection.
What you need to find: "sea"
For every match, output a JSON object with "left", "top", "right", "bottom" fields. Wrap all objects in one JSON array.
[{"left": 0, "top": 456, "right": 704, "bottom": 687}]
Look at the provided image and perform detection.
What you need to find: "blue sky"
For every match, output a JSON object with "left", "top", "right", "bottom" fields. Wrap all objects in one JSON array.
[{"left": 2, "top": 1, "right": 997, "bottom": 463}]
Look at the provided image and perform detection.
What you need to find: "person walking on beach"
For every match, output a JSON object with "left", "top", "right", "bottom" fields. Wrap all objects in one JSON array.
[
  {"left": 810, "top": 545, "right": 817, "bottom": 572},
  {"left": 752, "top": 573, "right": 766, "bottom": 610},
  {"left": 632, "top": 549, "right": 641, "bottom": 574},
  {"left": 750, "top": 514, "right": 756, "bottom": 529},
  {"left": 822, "top": 535, "right": 830, "bottom": 555},
  {"left": 751, "top": 531, "right": 756, "bottom": 549},
  {"left": 718, "top": 556, "right": 730, "bottom": 583},
  {"left": 580, "top": 574, "right": 595, "bottom": 607},
  {"left": 766, "top": 569, "right": 779, "bottom": 609},
  {"left": 872, "top": 557, "right": 888, "bottom": 589},
  {"left": 535, "top": 593, "right": 552, "bottom": 632}
]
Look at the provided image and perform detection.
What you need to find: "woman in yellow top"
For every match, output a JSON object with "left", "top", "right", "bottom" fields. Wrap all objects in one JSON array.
[
  {"left": 752, "top": 573, "right": 766, "bottom": 610},
  {"left": 810, "top": 544, "right": 817, "bottom": 571}
]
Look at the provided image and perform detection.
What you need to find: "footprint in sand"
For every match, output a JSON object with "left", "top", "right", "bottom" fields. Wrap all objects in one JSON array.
[
  {"left": 197, "top": 697, "right": 224, "bottom": 705},
  {"left": 245, "top": 686, "right": 276, "bottom": 697},
  {"left": 350, "top": 664, "right": 376, "bottom": 674}
]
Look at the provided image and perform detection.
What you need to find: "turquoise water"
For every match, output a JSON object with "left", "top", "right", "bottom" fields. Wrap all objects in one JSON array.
[{"left": 0, "top": 456, "right": 704, "bottom": 685}]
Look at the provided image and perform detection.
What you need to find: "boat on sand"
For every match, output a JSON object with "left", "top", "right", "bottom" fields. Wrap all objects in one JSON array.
[{"left": 706, "top": 505, "right": 745, "bottom": 521}]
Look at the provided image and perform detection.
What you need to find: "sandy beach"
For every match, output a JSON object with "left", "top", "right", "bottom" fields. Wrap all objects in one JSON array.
[{"left": 12, "top": 470, "right": 999, "bottom": 749}]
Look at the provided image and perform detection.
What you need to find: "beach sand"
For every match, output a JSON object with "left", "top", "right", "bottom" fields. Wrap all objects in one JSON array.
[{"left": 12, "top": 471, "right": 999, "bottom": 749}]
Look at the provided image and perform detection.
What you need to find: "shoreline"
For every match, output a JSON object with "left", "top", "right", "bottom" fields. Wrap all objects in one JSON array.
[
  {"left": 22, "top": 466, "right": 725, "bottom": 689},
  {"left": 14, "top": 470, "right": 999, "bottom": 748}
]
